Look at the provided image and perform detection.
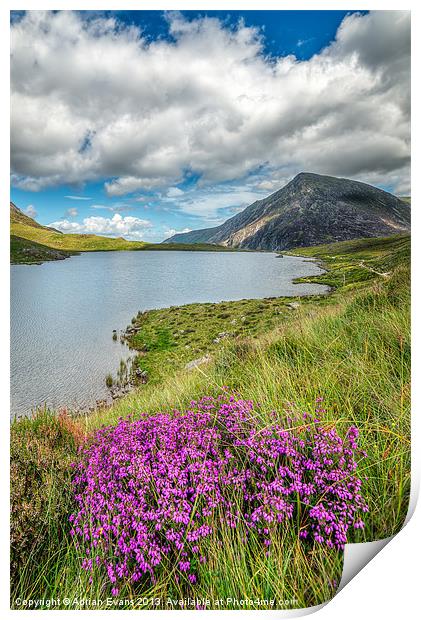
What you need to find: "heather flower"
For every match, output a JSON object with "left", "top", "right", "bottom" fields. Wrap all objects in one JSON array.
[{"left": 70, "top": 394, "right": 368, "bottom": 591}]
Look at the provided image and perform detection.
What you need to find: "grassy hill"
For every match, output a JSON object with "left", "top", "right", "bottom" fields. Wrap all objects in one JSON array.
[
  {"left": 11, "top": 235, "right": 77, "bottom": 264},
  {"left": 10, "top": 202, "right": 239, "bottom": 263},
  {"left": 11, "top": 203, "right": 148, "bottom": 252},
  {"left": 11, "top": 202, "right": 49, "bottom": 228},
  {"left": 11, "top": 233, "right": 410, "bottom": 609}
]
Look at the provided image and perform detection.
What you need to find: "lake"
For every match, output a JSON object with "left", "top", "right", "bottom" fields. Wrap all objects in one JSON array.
[{"left": 11, "top": 250, "right": 329, "bottom": 417}]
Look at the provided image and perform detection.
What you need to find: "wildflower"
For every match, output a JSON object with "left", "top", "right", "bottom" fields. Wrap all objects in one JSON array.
[{"left": 70, "top": 394, "right": 368, "bottom": 591}]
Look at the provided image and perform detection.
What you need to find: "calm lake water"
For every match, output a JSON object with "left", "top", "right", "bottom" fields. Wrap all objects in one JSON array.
[{"left": 11, "top": 250, "right": 328, "bottom": 417}]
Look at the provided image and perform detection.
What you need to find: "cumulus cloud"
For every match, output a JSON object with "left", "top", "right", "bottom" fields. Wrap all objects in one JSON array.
[
  {"left": 24, "top": 204, "right": 37, "bottom": 218},
  {"left": 164, "top": 227, "right": 192, "bottom": 238},
  {"left": 165, "top": 184, "right": 267, "bottom": 222},
  {"left": 105, "top": 176, "right": 170, "bottom": 197},
  {"left": 254, "top": 177, "right": 291, "bottom": 192},
  {"left": 11, "top": 10, "right": 410, "bottom": 197},
  {"left": 48, "top": 213, "right": 152, "bottom": 240},
  {"left": 65, "top": 207, "right": 78, "bottom": 217}
]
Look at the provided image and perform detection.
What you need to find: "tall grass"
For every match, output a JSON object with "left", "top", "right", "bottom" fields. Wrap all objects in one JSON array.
[{"left": 90, "top": 263, "right": 409, "bottom": 540}]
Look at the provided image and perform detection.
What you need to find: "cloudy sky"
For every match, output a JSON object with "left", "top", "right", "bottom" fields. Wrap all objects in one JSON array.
[{"left": 10, "top": 10, "right": 410, "bottom": 242}]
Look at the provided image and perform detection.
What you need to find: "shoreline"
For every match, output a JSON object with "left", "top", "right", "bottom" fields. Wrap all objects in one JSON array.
[
  {"left": 12, "top": 254, "right": 330, "bottom": 419},
  {"left": 91, "top": 255, "right": 331, "bottom": 415},
  {"left": 12, "top": 234, "right": 408, "bottom": 419},
  {"left": 10, "top": 241, "right": 250, "bottom": 266}
]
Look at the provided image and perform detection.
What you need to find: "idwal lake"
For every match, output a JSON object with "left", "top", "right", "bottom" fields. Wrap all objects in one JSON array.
[{"left": 11, "top": 250, "right": 329, "bottom": 417}]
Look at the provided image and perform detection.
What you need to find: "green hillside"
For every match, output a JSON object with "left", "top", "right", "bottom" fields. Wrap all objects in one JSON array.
[
  {"left": 10, "top": 203, "right": 148, "bottom": 252},
  {"left": 11, "top": 222, "right": 149, "bottom": 251},
  {"left": 10, "top": 202, "right": 237, "bottom": 262},
  {"left": 11, "top": 235, "right": 77, "bottom": 265},
  {"left": 10, "top": 202, "right": 49, "bottom": 229}
]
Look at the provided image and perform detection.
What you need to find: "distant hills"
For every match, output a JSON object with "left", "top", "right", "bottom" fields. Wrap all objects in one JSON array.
[
  {"left": 10, "top": 202, "right": 234, "bottom": 264},
  {"left": 10, "top": 202, "right": 149, "bottom": 257},
  {"left": 164, "top": 173, "right": 410, "bottom": 251}
]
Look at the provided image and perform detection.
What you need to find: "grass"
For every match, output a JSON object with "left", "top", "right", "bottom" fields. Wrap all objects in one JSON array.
[
  {"left": 11, "top": 221, "right": 243, "bottom": 254},
  {"left": 117, "top": 234, "right": 409, "bottom": 389},
  {"left": 10, "top": 235, "right": 78, "bottom": 265},
  {"left": 123, "top": 294, "right": 327, "bottom": 386},
  {"left": 287, "top": 234, "right": 410, "bottom": 289},
  {"left": 11, "top": 220, "right": 149, "bottom": 252},
  {"left": 10, "top": 234, "right": 410, "bottom": 609}
]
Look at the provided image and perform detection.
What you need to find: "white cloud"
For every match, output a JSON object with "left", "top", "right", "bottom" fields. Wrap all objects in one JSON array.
[
  {"left": 297, "top": 38, "right": 314, "bottom": 48},
  {"left": 48, "top": 213, "right": 152, "bottom": 240},
  {"left": 64, "top": 195, "right": 91, "bottom": 200},
  {"left": 65, "top": 207, "right": 78, "bottom": 217},
  {"left": 165, "top": 185, "right": 266, "bottom": 221},
  {"left": 24, "top": 204, "right": 37, "bottom": 218},
  {"left": 11, "top": 10, "right": 410, "bottom": 197},
  {"left": 254, "top": 178, "right": 289, "bottom": 192},
  {"left": 164, "top": 227, "right": 192, "bottom": 238},
  {"left": 105, "top": 176, "right": 171, "bottom": 197},
  {"left": 166, "top": 187, "right": 184, "bottom": 198}
]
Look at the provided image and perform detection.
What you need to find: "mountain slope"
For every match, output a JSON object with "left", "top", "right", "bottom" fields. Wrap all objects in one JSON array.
[
  {"left": 10, "top": 203, "right": 149, "bottom": 252},
  {"left": 10, "top": 203, "right": 77, "bottom": 263},
  {"left": 164, "top": 173, "right": 410, "bottom": 251},
  {"left": 11, "top": 202, "right": 51, "bottom": 229}
]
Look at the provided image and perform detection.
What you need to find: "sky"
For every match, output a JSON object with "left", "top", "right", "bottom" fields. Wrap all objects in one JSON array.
[{"left": 10, "top": 10, "right": 410, "bottom": 242}]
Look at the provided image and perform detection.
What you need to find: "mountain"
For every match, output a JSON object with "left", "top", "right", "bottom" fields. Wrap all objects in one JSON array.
[{"left": 164, "top": 173, "right": 410, "bottom": 251}]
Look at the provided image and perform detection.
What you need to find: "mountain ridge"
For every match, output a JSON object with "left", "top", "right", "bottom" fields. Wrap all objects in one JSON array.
[
  {"left": 10, "top": 202, "right": 63, "bottom": 233},
  {"left": 164, "top": 173, "right": 410, "bottom": 251}
]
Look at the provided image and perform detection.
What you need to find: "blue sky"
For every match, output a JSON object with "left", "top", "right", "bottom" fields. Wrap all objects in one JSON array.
[
  {"left": 111, "top": 10, "right": 355, "bottom": 60},
  {"left": 10, "top": 10, "right": 410, "bottom": 241}
]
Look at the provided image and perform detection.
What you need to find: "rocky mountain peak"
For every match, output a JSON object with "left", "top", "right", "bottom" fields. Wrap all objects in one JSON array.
[{"left": 164, "top": 173, "right": 410, "bottom": 251}]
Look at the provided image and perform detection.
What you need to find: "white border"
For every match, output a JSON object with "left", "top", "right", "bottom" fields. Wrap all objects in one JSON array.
[{"left": 1, "top": 2, "right": 418, "bottom": 618}]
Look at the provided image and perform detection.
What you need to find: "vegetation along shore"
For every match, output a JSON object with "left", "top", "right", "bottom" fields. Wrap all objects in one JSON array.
[{"left": 11, "top": 233, "right": 410, "bottom": 609}]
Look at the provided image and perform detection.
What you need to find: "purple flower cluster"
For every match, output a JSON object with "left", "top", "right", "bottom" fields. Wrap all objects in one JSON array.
[{"left": 70, "top": 395, "right": 368, "bottom": 590}]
